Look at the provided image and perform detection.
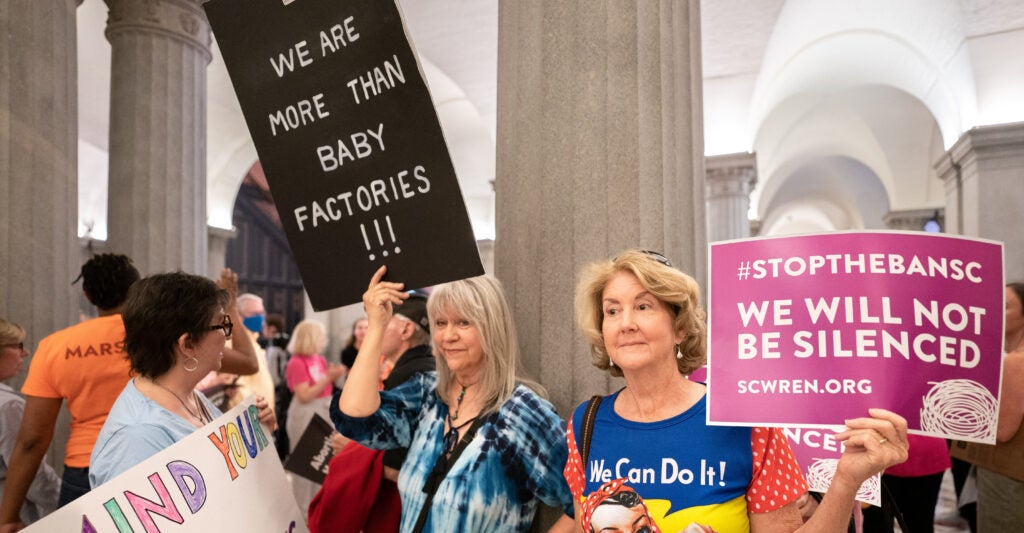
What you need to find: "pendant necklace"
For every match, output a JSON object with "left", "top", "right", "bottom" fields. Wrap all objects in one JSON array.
[
  {"left": 444, "top": 413, "right": 478, "bottom": 457},
  {"left": 149, "top": 378, "right": 211, "bottom": 425},
  {"left": 450, "top": 377, "right": 477, "bottom": 421},
  {"left": 444, "top": 378, "right": 480, "bottom": 457}
]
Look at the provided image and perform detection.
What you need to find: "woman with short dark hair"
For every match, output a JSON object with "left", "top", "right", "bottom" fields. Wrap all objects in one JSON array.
[{"left": 89, "top": 272, "right": 274, "bottom": 487}]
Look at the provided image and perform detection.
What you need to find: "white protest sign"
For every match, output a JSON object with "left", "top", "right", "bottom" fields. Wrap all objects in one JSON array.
[{"left": 25, "top": 396, "right": 307, "bottom": 533}]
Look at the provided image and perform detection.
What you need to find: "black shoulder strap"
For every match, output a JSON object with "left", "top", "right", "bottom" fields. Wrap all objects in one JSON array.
[
  {"left": 411, "top": 416, "right": 484, "bottom": 533},
  {"left": 880, "top": 478, "right": 909, "bottom": 533},
  {"left": 580, "top": 395, "right": 603, "bottom": 469}
]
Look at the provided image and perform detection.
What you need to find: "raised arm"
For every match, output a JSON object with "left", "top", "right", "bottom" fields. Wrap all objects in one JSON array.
[
  {"left": 215, "top": 268, "right": 259, "bottom": 375},
  {"left": 337, "top": 266, "right": 407, "bottom": 417}
]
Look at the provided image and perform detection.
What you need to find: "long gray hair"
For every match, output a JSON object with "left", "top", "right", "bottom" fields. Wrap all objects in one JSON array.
[{"left": 427, "top": 275, "right": 546, "bottom": 416}]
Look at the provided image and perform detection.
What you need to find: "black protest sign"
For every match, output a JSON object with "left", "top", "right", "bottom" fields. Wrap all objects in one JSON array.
[
  {"left": 282, "top": 414, "right": 334, "bottom": 484},
  {"left": 204, "top": 0, "right": 483, "bottom": 309}
]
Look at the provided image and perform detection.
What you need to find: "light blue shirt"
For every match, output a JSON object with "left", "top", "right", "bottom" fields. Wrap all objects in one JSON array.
[
  {"left": 333, "top": 371, "right": 573, "bottom": 533},
  {"left": 0, "top": 384, "right": 59, "bottom": 524},
  {"left": 90, "top": 379, "right": 221, "bottom": 488}
]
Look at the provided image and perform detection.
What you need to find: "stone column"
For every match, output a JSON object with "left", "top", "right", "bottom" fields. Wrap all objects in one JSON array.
[
  {"left": 104, "top": 0, "right": 211, "bottom": 275},
  {"left": 495, "top": 1, "right": 705, "bottom": 416},
  {"left": 706, "top": 152, "right": 756, "bottom": 242},
  {"left": 935, "top": 122, "right": 1024, "bottom": 283},
  {"left": 0, "top": 1, "right": 80, "bottom": 386},
  {"left": 882, "top": 208, "right": 943, "bottom": 232}
]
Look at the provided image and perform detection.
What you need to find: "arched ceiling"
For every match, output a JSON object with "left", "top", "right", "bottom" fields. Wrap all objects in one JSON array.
[
  {"left": 714, "top": 0, "right": 1023, "bottom": 236},
  {"left": 758, "top": 156, "right": 890, "bottom": 236},
  {"left": 754, "top": 85, "right": 946, "bottom": 224}
]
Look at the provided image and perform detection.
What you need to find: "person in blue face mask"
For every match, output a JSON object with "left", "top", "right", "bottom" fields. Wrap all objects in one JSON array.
[
  {"left": 239, "top": 293, "right": 267, "bottom": 338},
  {"left": 223, "top": 294, "right": 275, "bottom": 413}
]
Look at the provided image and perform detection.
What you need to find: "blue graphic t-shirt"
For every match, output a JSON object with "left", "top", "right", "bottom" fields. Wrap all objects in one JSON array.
[
  {"left": 334, "top": 372, "right": 574, "bottom": 532},
  {"left": 565, "top": 390, "right": 807, "bottom": 532}
]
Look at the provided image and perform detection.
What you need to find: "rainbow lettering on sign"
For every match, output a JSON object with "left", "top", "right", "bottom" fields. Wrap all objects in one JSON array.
[
  {"left": 78, "top": 405, "right": 271, "bottom": 532},
  {"left": 208, "top": 406, "right": 272, "bottom": 480},
  {"left": 80, "top": 461, "right": 206, "bottom": 533}
]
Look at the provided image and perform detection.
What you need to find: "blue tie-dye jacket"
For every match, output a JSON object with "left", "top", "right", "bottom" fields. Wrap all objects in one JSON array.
[{"left": 333, "top": 371, "right": 574, "bottom": 532}]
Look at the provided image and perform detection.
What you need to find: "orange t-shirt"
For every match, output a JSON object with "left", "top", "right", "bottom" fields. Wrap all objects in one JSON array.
[{"left": 21, "top": 314, "right": 132, "bottom": 467}]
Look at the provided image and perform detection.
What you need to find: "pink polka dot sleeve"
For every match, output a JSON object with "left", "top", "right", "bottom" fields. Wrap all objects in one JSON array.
[
  {"left": 746, "top": 426, "right": 809, "bottom": 513},
  {"left": 564, "top": 419, "right": 586, "bottom": 500}
]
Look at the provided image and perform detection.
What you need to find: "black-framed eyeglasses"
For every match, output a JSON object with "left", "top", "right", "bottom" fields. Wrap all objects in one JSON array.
[
  {"left": 2, "top": 342, "right": 24, "bottom": 351},
  {"left": 209, "top": 314, "right": 233, "bottom": 339}
]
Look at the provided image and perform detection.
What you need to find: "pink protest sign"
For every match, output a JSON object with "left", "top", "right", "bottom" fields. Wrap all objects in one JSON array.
[{"left": 707, "top": 231, "right": 1004, "bottom": 443}]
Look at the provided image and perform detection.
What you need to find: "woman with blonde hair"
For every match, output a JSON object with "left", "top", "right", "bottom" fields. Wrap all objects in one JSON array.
[
  {"left": 285, "top": 319, "right": 345, "bottom": 512},
  {"left": 0, "top": 318, "right": 59, "bottom": 526},
  {"left": 335, "top": 267, "right": 574, "bottom": 532},
  {"left": 566, "top": 249, "right": 909, "bottom": 533}
]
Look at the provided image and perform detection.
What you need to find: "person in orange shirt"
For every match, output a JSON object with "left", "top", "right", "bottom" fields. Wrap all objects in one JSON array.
[
  {"left": 0, "top": 254, "right": 140, "bottom": 533},
  {"left": 0, "top": 256, "right": 259, "bottom": 533}
]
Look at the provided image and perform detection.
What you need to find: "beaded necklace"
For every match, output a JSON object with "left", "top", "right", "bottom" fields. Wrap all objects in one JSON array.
[{"left": 449, "top": 377, "right": 478, "bottom": 421}]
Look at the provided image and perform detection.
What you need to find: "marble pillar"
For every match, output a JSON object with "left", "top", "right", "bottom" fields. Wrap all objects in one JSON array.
[
  {"left": 0, "top": 1, "right": 80, "bottom": 387},
  {"left": 706, "top": 152, "right": 756, "bottom": 242},
  {"left": 103, "top": 0, "right": 211, "bottom": 275},
  {"left": 935, "top": 122, "right": 1024, "bottom": 283},
  {"left": 495, "top": 1, "right": 705, "bottom": 416}
]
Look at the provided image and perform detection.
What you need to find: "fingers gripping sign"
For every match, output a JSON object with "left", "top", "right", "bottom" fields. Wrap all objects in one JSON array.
[
  {"left": 255, "top": 395, "right": 277, "bottom": 431},
  {"left": 340, "top": 266, "right": 409, "bottom": 418},
  {"left": 363, "top": 265, "right": 408, "bottom": 327},
  {"left": 833, "top": 408, "right": 910, "bottom": 487}
]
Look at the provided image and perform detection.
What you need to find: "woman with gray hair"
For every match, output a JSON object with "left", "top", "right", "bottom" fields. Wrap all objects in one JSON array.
[
  {"left": 335, "top": 267, "right": 574, "bottom": 532},
  {"left": 565, "top": 249, "right": 910, "bottom": 533}
]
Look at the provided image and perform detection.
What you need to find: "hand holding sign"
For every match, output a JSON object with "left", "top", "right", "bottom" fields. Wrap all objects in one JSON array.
[
  {"left": 832, "top": 409, "right": 909, "bottom": 490},
  {"left": 363, "top": 265, "right": 408, "bottom": 324},
  {"left": 255, "top": 395, "right": 277, "bottom": 431}
]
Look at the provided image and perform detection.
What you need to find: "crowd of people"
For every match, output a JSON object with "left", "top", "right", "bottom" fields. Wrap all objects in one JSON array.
[{"left": 0, "top": 250, "right": 1021, "bottom": 532}]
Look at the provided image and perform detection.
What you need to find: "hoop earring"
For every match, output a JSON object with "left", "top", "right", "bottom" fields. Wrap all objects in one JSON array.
[
  {"left": 676, "top": 347, "right": 683, "bottom": 360},
  {"left": 183, "top": 356, "right": 199, "bottom": 372}
]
